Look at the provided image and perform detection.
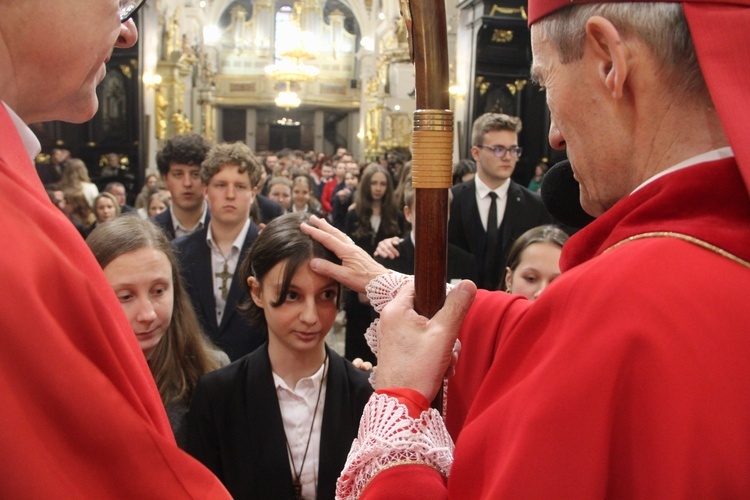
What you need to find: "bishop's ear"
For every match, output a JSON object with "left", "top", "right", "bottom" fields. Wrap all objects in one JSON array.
[
  {"left": 248, "top": 277, "right": 264, "bottom": 308},
  {"left": 585, "top": 16, "right": 629, "bottom": 99}
]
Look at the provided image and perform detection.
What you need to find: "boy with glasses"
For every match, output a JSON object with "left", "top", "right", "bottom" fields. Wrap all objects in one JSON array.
[{"left": 449, "top": 113, "right": 553, "bottom": 289}]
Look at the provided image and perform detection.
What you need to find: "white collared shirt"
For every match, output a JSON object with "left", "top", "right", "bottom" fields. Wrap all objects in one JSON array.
[
  {"left": 474, "top": 175, "right": 511, "bottom": 231},
  {"left": 206, "top": 219, "right": 251, "bottom": 324},
  {"left": 3, "top": 102, "right": 41, "bottom": 161},
  {"left": 633, "top": 147, "right": 735, "bottom": 193},
  {"left": 273, "top": 361, "right": 328, "bottom": 500},
  {"left": 172, "top": 202, "right": 209, "bottom": 238},
  {"left": 370, "top": 214, "right": 381, "bottom": 234}
]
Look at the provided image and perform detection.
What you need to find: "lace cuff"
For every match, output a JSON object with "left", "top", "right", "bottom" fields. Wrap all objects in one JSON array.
[
  {"left": 363, "top": 273, "right": 456, "bottom": 389},
  {"left": 365, "top": 272, "right": 455, "bottom": 313},
  {"left": 365, "top": 271, "right": 413, "bottom": 313},
  {"left": 361, "top": 273, "right": 413, "bottom": 388},
  {"left": 335, "top": 393, "right": 454, "bottom": 499}
]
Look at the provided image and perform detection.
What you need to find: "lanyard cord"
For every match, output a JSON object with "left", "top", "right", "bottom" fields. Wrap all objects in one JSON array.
[{"left": 285, "top": 350, "right": 328, "bottom": 499}]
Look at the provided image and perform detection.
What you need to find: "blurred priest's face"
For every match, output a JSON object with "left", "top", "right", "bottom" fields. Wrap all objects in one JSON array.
[{"left": 0, "top": 0, "right": 138, "bottom": 124}]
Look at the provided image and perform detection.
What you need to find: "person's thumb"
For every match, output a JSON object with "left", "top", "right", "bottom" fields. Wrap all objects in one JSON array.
[{"left": 429, "top": 280, "right": 476, "bottom": 333}]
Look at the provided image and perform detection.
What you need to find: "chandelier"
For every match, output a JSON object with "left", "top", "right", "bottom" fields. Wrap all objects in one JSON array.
[
  {"left": 264, "top": 58, "right": 319, "bottom": 83},
  {"left": 274, "top": 82, "right": 301, "bottom": 109}
]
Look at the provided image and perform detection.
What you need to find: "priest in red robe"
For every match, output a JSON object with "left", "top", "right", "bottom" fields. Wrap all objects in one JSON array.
[
  {"left": 301, "top": 0, "right": 750, "bottom": 497},
  {"left": 0, "top": 2, "right": 228, "bottom": 497}
]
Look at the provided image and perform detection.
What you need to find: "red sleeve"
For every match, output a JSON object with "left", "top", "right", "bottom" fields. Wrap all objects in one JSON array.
[
  {"left": 445, "top": 289, "right": 529, "bottom": 440},
  {"left": 0, "top": 107, "right": 230, "bottom": 498},
  {"left": 448, "top": 241, "right": 750, "bottom": 497},
  {"left": 377, "top": 388, "right": 430, "bottom": 418},
  {"left": 360, "top": 464, "right": 448, "bottom": 500}
]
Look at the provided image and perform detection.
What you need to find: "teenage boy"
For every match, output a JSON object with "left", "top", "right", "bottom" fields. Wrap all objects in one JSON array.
[
  {"left": 175, "top": 142, "right": 265, "bottom": 361},
  {"left": 153, "top": 133, "right": 212, "bottom": 240}
]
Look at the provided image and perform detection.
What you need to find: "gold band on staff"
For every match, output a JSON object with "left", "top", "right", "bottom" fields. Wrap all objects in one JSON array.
[{"left": 412, "top": 109, "right": 454, "bottom": 189}]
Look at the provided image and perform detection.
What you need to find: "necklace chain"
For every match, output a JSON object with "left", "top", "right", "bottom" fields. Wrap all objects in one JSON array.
[{"left": 285, "top": 351, "right": 328, "bottom": 500}]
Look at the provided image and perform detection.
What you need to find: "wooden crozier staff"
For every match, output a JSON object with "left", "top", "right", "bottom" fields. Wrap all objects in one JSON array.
[{"left": 400, "top": 0, "right": 453, "bottom": 408}]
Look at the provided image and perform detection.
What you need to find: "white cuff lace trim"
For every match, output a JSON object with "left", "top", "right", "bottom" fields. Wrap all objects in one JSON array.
[
  {"left": 335, "top": 393, "right": 454, "bottom": 500},
  {"left": 365, "top": 271, "right": 414, "bottom": 313},
  {"left": 363, "top": 273, "right": 454, "bottom": 389}
]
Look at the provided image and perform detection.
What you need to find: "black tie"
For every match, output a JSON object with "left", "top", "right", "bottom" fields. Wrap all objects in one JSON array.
[{"left": 484, "top": 192, "right": 499, "bottom": 288}]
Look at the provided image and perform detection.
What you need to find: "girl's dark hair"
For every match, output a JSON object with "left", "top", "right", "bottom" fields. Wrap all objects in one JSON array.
[
  {"left": 238, "top": 213, "right": 340, "bottom": 332},
  {"left": 86, "top": 217, "right": 222, "bottom": 405},
  {"left": 352, "top": 163, "right": 401, "bottom": 241}
]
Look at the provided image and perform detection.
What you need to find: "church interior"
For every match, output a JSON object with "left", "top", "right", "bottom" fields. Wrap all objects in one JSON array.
[{"left": 32, "top": 0, "right": 556, "bottom": 192}]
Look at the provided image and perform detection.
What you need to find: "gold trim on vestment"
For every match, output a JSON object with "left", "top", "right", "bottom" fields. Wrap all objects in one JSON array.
[{"left": 604, "top": 231, "right": 750, "bottom": 269}]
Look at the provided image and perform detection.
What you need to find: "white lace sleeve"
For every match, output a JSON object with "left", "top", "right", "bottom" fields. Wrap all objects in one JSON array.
[
  {"left": 365, "top": 272, "right": 413, "bottom": 313},
  {"left": 363, "top": 273, "right": 456, "bottom": 389},
  {"left": 364, "top": 271, "right": 455, "bottom": 313},
  {"left": 335, "top": 393, "right": 454, "bottom": 500}
]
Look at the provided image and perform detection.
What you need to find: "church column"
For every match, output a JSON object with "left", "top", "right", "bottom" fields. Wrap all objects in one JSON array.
[
  {"left": 314, "top": 110, "right": 325, "bottom": 153},
  {"left": 347, "top": 111, "right": 361, "bottom": 160},
  {"left": 141, "top": 5, "right": 161, "bottom": 172},
  {"left": 246, "top": 109, "right": 257, "bottom": 150}
]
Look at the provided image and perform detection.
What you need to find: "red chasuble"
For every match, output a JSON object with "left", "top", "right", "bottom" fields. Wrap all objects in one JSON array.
[
  {"left": 0, "top": 106, "right": 229, "bottom": 498},
  {"left": 363, "top": 157, "right": 750, "bottom": 497}
]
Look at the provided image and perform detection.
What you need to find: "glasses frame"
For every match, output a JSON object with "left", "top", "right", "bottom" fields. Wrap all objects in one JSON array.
[
  {"left": 120, "top": 0, "right": 146, "bottom": 23},
  {"left": 477, "top": 144, "right": 523, "bottom": 159}
]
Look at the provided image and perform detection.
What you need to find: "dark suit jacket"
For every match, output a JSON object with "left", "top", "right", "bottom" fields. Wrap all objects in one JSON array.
[
  {"left": 173, "top": 223, "right": 263, "bottom": 361},
  {"left": 449, "top": 178, "right": 552, "bottom": 289},
  {"left": 186, "top": 344, "right": 373, "bottom": 500},
  {"left": 342, "top": 210, "right": 404, "bottom": 362},
  {"left": 375, "top": 235, "right": 478, "bottom": 284},
  {"left": 36, "top": 163, "right": 62, "bottom": 185},
  {"left": 255, "top": 194, "right": 283, "bottom": 224},
  {"left": 331, "top": 186, "right": 354, "bottom": 230},
  {"left": 152, "top": 206, "right": 212, "bottom": 241},
  {"left": 343, "top": 210, "right": 403, "bottom": 255}
]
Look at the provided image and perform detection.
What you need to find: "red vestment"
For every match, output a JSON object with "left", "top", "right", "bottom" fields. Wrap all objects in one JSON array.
[
  {"left": 363, "top": 157, "right": 750, "bottom": 497},
  {"left": 0, "top": 106, "right": 229, "bottom": 498}
]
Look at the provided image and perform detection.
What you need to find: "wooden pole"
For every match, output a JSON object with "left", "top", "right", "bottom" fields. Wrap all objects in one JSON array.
[
  {"left": 401, "top": 0, "right": 452, "bottom": 318},
  {"left": 401, "top": 0, "right": 452, "bottom": 410}
]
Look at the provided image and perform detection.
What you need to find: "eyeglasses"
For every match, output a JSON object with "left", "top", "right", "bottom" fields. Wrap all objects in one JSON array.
[
  {"left": 477, "top": 145, "right": 523, "bottom": 159},
  {"left": 120, "top": 0, "right": 146, "bottom": 23}
]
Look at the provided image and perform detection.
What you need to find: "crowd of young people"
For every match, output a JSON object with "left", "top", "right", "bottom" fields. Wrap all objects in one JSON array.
[
  {"left": 36, "top": 106, "right": 567, "bottom": 499},
  {"left": 7, "top": 0, "right": 750, "bottom": 497}
]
